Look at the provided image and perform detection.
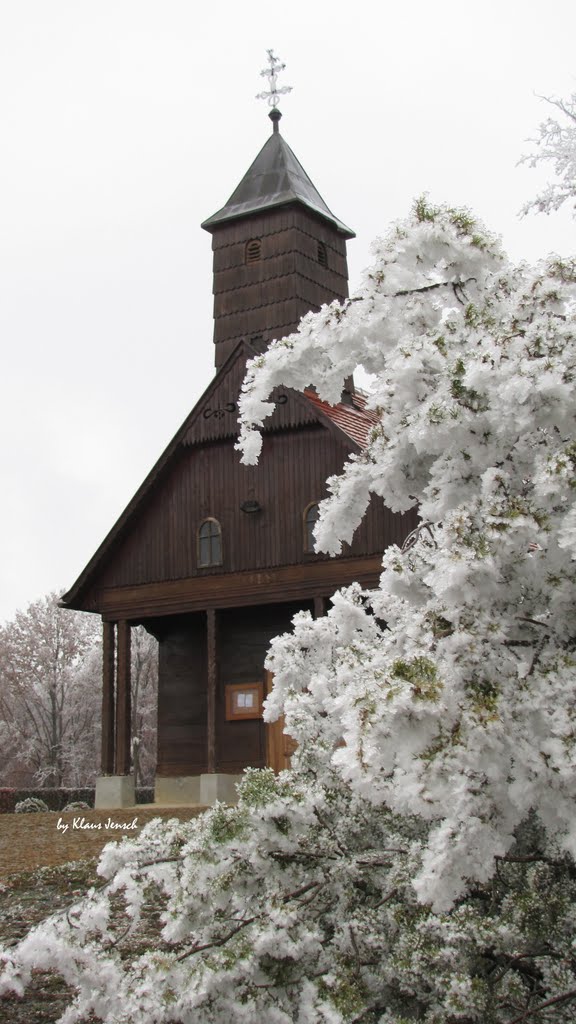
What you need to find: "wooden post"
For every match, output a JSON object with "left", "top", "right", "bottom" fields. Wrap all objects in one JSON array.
[
  {"left": 115, "top": 620, "right": 132, "bottom": 776},
  {"left": 101, "top": 620, "right": 116, "bottom": 774},
  {"left": 207, "top": 608, "right": 217, "bottom": 774},
  {"left": 314, "top": 596, "right": 326, "bottom": 619}
]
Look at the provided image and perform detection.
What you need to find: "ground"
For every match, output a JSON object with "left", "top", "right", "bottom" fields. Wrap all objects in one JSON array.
[{"left": 0, "top": 806, "right": 205, "bottom": 1023}]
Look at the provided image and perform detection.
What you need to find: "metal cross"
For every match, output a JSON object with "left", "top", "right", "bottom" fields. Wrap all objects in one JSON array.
[{"left": 256, "top": 49, "right": 293, "bottom": 108}]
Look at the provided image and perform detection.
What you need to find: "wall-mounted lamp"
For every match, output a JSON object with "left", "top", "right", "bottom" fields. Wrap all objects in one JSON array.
[{"left": 240, "top": 500, "right": 261, "bottom": 514}]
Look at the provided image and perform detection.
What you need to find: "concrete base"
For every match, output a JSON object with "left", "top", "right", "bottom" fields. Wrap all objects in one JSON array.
[
  {"left": 155, "top": 773, "right": 243, "bottom": 807},
  {"left": 155, "top": 775, "right": 201, "bottom": 806},
  {"left": 95, "top": 775, "right": 135, "bottom": 809},
  {"left": 200, "top": 773, "right": 243, "bottom": 806}
]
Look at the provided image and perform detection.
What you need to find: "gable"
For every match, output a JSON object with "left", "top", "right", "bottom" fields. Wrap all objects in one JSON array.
[
  {"left": 68, "top": 425, "right": 379, "bottom": 611},
  {"left": 181, "top": 345, "right": 318, "bottom": 445},
  {"left": 61, "top": 341, "right": 382, "bottom": 613}
]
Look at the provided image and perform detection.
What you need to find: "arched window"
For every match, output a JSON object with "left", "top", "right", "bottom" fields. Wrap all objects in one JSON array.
[
  {"left": 304, "top": 502, "right": 320, "bottom": 553},
  {"left": 317, "top": 241, "right": 328, "bottom": 268},
  {"left": 198, "top": 518, "right": 222, "bottom": 567},
  {"left": 245, "top": 238, "right": 261, "bottom": 263}
]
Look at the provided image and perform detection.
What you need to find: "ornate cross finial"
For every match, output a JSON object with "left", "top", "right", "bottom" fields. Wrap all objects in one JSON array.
[{"left": 256, "top": 49, "right": 292, "bottom": 131}]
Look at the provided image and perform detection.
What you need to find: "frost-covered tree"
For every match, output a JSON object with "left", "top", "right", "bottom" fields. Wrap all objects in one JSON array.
[
  {"left": 1, "top": 202, "right": 576, "bottom": 1023},
  {"left": 521, "top": 89, "right": 576, "bottom": 217},
  {"left": 0, "top": 599, "right": 158, "bottom": 790},
  {"left": 0, "top": 593, "right": 100, "bottom": 787}
]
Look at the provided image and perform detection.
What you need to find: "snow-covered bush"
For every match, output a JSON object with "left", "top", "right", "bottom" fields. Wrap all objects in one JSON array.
[
  {"left": 14, "top": 797, "right": 49, "bottom": 813},
  {"left": 61, "top": 801, "right": 91, "bottom": 812},
  {"left": 0, "top": 199, "right": 575, "bottom": 1022}
]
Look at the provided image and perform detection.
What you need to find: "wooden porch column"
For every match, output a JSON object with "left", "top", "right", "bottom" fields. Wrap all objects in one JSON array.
[
  {"left": 115, "top": 619, "right": 132, "bottom": 776},
  {"left": 207, "top": 608, "right": 217, "bottom": 774},
  {"left": 101, "top": 620, "right": 116, "bottom": 775},
  {"left": 314, "top": 596, "right": 327, "bottom": 619}
]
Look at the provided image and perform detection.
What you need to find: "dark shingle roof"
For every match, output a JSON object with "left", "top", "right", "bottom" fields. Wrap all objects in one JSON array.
[{"left": 201, "top": 129, "right": 355, "bottom": 238}]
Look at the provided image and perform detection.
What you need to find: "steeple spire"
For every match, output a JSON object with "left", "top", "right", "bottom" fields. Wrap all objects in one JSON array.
[
  {"left": 201, "top": 132, "right": 354, "bottom": 236},
  {"left": 202, "top": 51, "right": 354, "bottom": 370}
]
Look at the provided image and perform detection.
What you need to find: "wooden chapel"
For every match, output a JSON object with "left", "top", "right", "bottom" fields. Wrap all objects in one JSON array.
[{"left": 61, "top": 84, "right": 415, "bottom": 808}]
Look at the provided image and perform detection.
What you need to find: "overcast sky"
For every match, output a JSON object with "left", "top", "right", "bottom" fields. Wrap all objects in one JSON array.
[{"left": 0, "top": 0, "right": 574, "bottom": 625}]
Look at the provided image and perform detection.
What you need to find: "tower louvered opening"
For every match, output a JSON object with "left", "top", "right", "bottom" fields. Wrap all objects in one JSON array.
[{"left": 246, "top": 239, "right": 262, "bottom": 263}]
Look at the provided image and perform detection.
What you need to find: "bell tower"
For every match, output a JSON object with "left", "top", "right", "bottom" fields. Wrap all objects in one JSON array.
[{"left": 201, "top": 52, "right": 355, "bottom": 371}]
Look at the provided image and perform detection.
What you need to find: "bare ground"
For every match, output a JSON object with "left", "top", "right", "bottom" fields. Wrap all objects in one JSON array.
[
  {"left": 0, "top": 807, "right": 206, "bottom": 1023},
  {"left": 0, "top": 806, "right": 205, "bottom": 878}
]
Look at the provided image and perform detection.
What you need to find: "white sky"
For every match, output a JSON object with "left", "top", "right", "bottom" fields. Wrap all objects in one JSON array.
[{"left": 0, "top": 0, "right": 574, "bottom": 625}]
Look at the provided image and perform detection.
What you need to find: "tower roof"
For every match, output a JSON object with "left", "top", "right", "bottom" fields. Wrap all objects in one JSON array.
[{"left": 201, "top": 125, "right": 355, "bottom": 238}]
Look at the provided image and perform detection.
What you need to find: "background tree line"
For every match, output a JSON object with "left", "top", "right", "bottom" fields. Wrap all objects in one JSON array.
[{"left": 0, "top": 592, "right": 157, "bottom": 789}]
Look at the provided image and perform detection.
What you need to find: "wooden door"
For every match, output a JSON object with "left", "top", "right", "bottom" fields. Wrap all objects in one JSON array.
[{"left": 265, "top": 671, "right": 297, "bottom": 772}]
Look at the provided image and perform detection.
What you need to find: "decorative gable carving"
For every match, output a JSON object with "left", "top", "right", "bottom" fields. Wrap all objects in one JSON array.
[{"left": 181, "top": 344, "right": 318, "bottom": 446}]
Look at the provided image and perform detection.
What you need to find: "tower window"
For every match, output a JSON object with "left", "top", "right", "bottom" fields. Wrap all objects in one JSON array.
[
  {"left": 198, "top": 518, "right": 222, "bottom": 567},
  {"left": 246, "top": 239, "right": 262, "bottom": 263},
  {"left": 304, "top": 503, "right": 320, "bottom": 553},
  {"left": 317, "top": 241, "right": 328, "bottom": 268}
]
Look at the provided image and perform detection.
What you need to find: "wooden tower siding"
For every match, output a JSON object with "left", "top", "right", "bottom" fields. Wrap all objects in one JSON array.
[{"left": 211, "top": 207, "right": 349, "bottom": 368}]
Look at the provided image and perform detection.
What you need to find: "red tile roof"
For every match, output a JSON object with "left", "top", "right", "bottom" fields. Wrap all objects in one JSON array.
[{"left": 304, "top": 388, "right": 378, "bottom": 448}]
